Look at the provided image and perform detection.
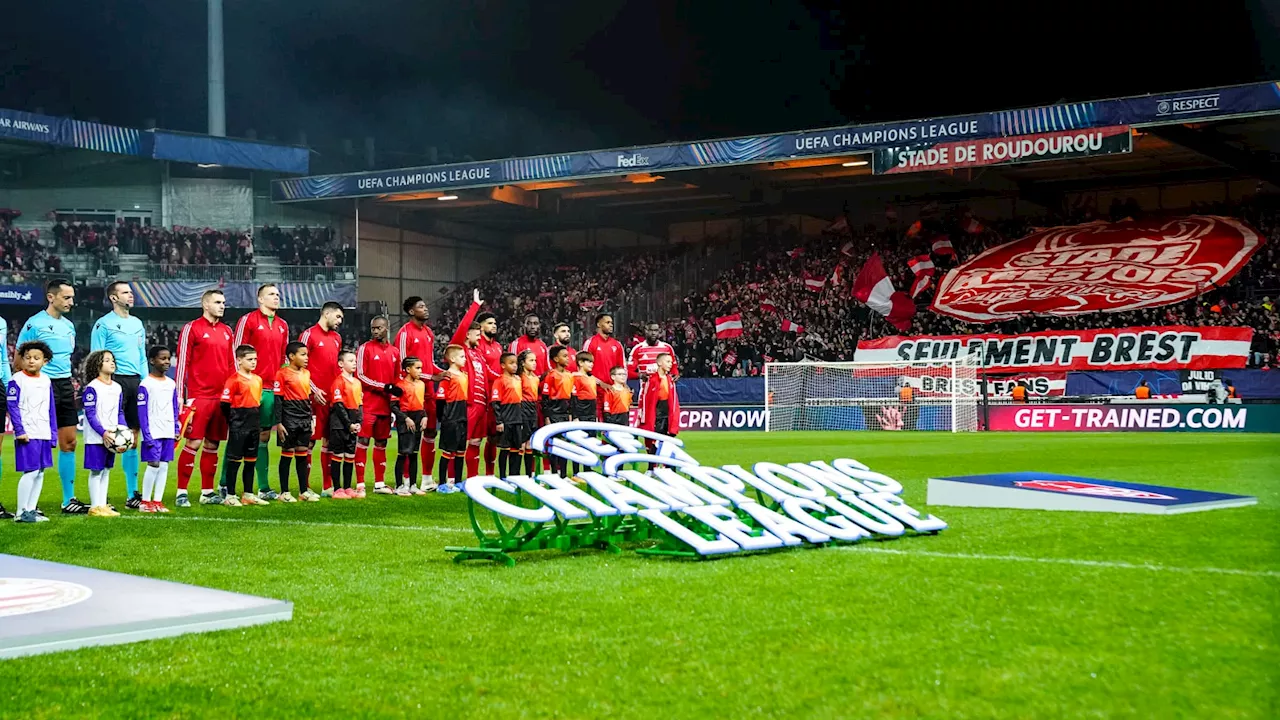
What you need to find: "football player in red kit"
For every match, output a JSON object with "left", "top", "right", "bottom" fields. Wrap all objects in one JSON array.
[
  {"left": 508, "top": 314, "right": 548, "bottom": 377},
  {"left": 449, "top": 290, "right": 496, "bottom": 478},
  {"left": 394, "top": 296, "right": 443, "bottom": 492},
  {"left": 355, "top": 316, "right": 401, "bottom": 494},
  {"left": 233, "top": 283, "right": 290, "bottom": 500},
  {"left": 174, "top": 290, "right": 236, "bottom": 507},
  {"left": 299, "top": 302, "right": 343, "bottom": 495},
  {"left": 474, "top": 310, "right": 504, "bottom": 475}
]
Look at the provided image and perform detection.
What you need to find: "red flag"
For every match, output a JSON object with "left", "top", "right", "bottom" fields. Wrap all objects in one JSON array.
[
  {"left": 931, "top": 235, "right": 957, "bottom": 258},
  {"left": 908, "top": 254, "right": 935, "bottom": 276},
  {"left": 840, "top": 240, "right": 855, "bottom": 257},
  {"left": 964, "top": 217, "right": 985, "bottom": 234},
  {"left": 781, "top": 319, "right": 804, "bottom": 333},
  {"left": 723, "top": 351, "right": 738, "bottom": 366},
  {"left": 826, "top": 215, "right": 850, "bottom": 234},
  {"left": 910, "top": 273, "right": 934, "bottom": 299},
  {"left": 760, "top": 298, "right": 777, "bottom": 313},
  {"left": 803, "top": 272, "right": 825, "bottom": 292},
  {"left": 831, "top": 261, "right": 845, "bottom": 287},
  {"left": 905, "top": 220, "right": 923, "bottom": 238},
  {"left": 786, "top": 247, "right": 806, "bottom": 259},
  {"left": 714, "top": 313, "right": 744, "bottom": 339},
  {"left": 852, "top": 252, "right": 915, "bottom": 332}
]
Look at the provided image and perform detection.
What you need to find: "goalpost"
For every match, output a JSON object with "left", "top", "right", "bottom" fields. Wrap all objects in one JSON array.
[{"left": 764, "top": 354, "right": 983, "bottom": 432}]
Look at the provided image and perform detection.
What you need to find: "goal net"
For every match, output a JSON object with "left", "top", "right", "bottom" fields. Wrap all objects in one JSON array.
[{"left": 764, "top": 355, "right": 982, "bottom": 432}]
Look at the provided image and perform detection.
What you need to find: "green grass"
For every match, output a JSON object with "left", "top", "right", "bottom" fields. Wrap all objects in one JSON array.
[{"left": 0, "top": 432, "right": 1276, "bottom": 719}]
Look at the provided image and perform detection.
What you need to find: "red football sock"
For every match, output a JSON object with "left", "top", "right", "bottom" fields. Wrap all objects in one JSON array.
[
  {"left": 177, "top": 445, "right": 197, "bottom": 491},
  {"left": 483, "top": 441, "right": 497, "bottom": 475},
  {"left": 199, "top": 448, "right": 219, "bottom": 492},
  {"left": 372, "top": 446, "right": 387, "bottom": 485},
  {"left": 420, "top": 436, "right": 435, "bottom": 478},
  {"left": 354, "top": 444, "right": 368, "bottom": 486},
  {"left": 465, "top": 445, "right": 480, "bottom": 478},
  {"left": 320, "top": 449, "right": 333, "bottom": 490}
]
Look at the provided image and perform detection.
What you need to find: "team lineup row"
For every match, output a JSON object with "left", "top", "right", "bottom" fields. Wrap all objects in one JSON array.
[{"left": 1, "top": 280, "right": 682, "bottom": 523}]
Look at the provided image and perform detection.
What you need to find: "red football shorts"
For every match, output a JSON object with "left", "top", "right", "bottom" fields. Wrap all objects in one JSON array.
[
  {"left": 184, "top": 397, "right": 228, "bottom": 442},
  {"left": 360, "top": 414, "right": 393, "bottom": 440},
  {"left": 312, "top": 402, "right": 330, "bottom": 442},
  {"left": 467, "top": 404, "right": 497, "bottom": 440}
]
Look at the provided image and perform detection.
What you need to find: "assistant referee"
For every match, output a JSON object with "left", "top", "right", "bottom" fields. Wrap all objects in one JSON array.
[
  {"left": 18, "top": 280, "right": 82, "bottom": 513},
  {"left": 92, "top": 281, "right": 147, "bottom": 509}
]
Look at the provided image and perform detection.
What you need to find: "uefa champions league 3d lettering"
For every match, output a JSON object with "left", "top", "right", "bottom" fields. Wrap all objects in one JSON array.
[{"left": 449, "top": 421, "right": 946, "bottom": 563}]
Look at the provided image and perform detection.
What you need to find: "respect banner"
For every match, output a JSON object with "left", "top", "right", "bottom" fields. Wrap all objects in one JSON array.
[
  {"left": 855, "top": 326, "right": 1253, "bottom": 373},
  {"left": 873, "top": 125, "right": 1131, "bottom": 175},
  {"left": 931, "top": 216, "right": 1264, "bottom": 322}
]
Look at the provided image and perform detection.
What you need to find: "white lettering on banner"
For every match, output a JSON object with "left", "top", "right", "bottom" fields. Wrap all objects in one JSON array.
[
  {"left": 794, "top": 120, "right": 981, "bottom": 152},
  {"left": 462, "top": 421, "right": 945, "bottom": 556},
  {"left": 856, "top": 326, "right": 1253, "bottom": 372},
  {"left": 616, "top": 153, "right": 651, "bottom": 167},
  {"left": 356, "top": 166, "right": 493, "bottom": 191},
  {"left": 1006, "top": 406, "right": 1247, "bottom": 431},
  {"left": 0, "top": 117, "right": 53, "bottom": 134},
  {"left": 931, "top": 216, "right": 1262, "bottom": 322}
]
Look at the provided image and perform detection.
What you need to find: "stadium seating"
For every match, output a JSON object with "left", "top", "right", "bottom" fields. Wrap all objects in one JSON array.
[
  {"left": 0, "top": 213, "right": 63, "bottom": 284},
  {"left": 437, "top": 247, "right": 680, "bottom": 341},
  {"left": 668, "top": 197, "right": 1279, "bottom": 376}
]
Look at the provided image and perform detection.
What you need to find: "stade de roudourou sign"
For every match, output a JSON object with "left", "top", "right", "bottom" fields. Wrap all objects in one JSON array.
[{"left": 446, "top": 422, "right": 945, "bottom": 564}]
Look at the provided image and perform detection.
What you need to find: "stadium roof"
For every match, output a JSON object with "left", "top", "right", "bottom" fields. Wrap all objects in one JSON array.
[
  {"left": 0, "top": 107, "right": 310, "bottom": 174},
  {"left": 273, "top": 82, "right": 1280, "bottom": 235}
]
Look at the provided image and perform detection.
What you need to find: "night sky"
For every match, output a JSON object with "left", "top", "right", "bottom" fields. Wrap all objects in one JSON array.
[{"left": 0, "top": 1, "right": 1275, "bottom": 167}]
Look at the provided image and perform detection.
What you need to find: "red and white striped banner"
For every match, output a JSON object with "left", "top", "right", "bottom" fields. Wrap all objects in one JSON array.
[{"left": 856, "top": 326, "right": 1253, "bottom": 372}]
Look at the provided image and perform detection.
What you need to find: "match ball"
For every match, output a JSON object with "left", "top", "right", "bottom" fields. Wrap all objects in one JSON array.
[{"left": 106, "top": 427, "right": 134, "bottom": 453}]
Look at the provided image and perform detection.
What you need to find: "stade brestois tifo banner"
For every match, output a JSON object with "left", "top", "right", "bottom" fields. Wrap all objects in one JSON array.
[
  {"left": 446, "top": 422, "right": 945, "bottom": 564},
  {"left": 930, "top": 215, "right": 1264, "bottom": 322}
]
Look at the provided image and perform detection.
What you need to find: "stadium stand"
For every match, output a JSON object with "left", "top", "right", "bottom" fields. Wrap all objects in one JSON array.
[
  {"left": 0, "top": 211, "right": 64, "bottom": 283},
  {"left": 664, "top": 197, "right": 1280, "bottom": 376},
  {"left": 437, "top": 247, "right": 681, "bottom": 340},
  {"left": 424, "top": 196, "right": 1279, "bottom": 378}
]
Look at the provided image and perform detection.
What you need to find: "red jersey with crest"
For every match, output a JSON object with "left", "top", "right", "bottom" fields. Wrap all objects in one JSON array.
[
  {"left": 299, "top": 324, "right": 342, "bottom": 399},
  {"left": 582, "top": 334, "right": 626, "bottom": 383},
  {"left": 627, "top": 340, "right": 678, "bottom": 380},
  {"left": 356, "top": 340, "right": 399, "bottom": 416},
  {"left": 395, "top": 321, "right": 440, "bottom": 376},
  {"left": 234, "top": 310, "right": 290, "bottom": 387},
  {"left": 176, "top": 317, "right": 236, "bottom": 401},
  {"left": 508, "top": 336, "right": 549, "bottom": 376}
]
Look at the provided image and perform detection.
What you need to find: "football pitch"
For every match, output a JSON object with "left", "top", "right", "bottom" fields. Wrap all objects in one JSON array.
[{"left": 0, "top": 431, "right": 1275, "bottom": 719}]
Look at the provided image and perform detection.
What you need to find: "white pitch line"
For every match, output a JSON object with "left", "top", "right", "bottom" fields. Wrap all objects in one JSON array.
[
  {"left": 118, "top": 516, "right": 1280, "bottom": 578},
  {"left": 117, "top": 515, "right": 465, "bottom": 534},
  {"left": 841, "top": 546, "right": 1280, "bottom": 579}
]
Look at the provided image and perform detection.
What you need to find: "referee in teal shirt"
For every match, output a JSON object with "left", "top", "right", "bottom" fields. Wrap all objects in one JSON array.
[
  {"left": 91, "top": 281, "right": 147, "bottom": 509},
  {"left": 18, "top": 280, "right": 82, "bottom": 513}
]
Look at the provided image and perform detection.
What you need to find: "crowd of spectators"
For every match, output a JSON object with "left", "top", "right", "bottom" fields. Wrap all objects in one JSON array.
[
  {"left": 0, "top": 212, "right": 63, "bottom": 283},
  {"left": 658, "top": 196, "right": 1280, "bottom": 376},
  {"left": 46, "top": 220, "right": 361, "bottom": 282},
  {"left": 437, "top": 248, "right": 679, "bottom": 341},
  {"left": 260, "top": 225, "right": 355, "bottom": 271}
]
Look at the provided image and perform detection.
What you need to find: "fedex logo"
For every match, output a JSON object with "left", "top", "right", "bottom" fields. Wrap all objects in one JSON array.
[
  {"left": 617, "top": 153, "right": 651, "bottom": 168},
  {"left": 1014, "top": 480, "right": 1174, "bottom": 500}
]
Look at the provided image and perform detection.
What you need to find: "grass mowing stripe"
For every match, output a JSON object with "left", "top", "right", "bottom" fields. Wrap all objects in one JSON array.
[
  {"left": 122, "top": 516, "right": 1280, "bottom": 578},
  {"left": 116, "top": 514, "right": 466, "bottom": 534},
  {"left": 843, "top": 545, "right": 1280, "bottom": 578}
]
